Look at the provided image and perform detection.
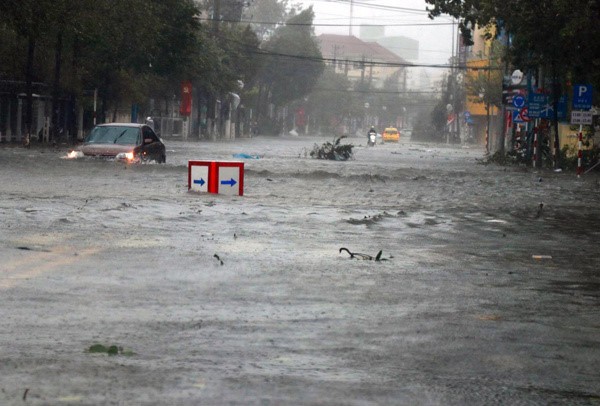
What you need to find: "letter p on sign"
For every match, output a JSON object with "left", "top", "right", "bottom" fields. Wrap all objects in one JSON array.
[{"left": 573, "top": 84, "right": 593, "bottom": 110}]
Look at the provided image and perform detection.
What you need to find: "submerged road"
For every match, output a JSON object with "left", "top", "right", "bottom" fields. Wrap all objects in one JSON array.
[{"left": 1, "top": 136, "right": 599, "bottom": 405}]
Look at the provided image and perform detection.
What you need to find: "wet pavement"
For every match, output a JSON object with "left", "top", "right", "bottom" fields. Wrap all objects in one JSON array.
[{"left": 0, "top": 135, "right": 599, "bottom": 405}]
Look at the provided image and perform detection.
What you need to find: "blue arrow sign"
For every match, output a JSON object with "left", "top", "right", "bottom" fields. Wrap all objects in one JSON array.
[
  {"left": 194, "top": 178, "right": 206, "bottom": 186},
  {"left": 221, "top": 178, "right": 237, "bottom": 187}
]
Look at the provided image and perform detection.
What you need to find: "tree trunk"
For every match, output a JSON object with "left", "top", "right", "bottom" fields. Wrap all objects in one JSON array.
[
  {"left": 207, "top": 92, "right": 216, "bottom": 139},
  {"left": 70, "top": 36, "right": 81, "bottom": 142},
  {"left": 255, "top": 84, "right": 263, "bottom": 126},
  {"left": 52, "top": 32, "right": 63, "bottom": 143},
  {"left": 551, "top": 62, "right": 561, "bottom": 169},
  {"left": 112, "top": 100, "right": 119, "bottom": 122},
  {"left": 25, "top": 34, "right": 36, "bottom": 142}
]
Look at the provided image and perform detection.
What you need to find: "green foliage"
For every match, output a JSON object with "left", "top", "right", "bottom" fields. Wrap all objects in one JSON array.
[
  {"left": 0, "top": 0, "right": 262, "bottom": 124},
  {"left": 465, "top": 40, "right": 504, "bottom": 109},
  {"left": 430, "top": 100, "right": 449, "bottom": 140},
  {"left": 214, "top": 25, "right": 262, "bottom": 93},
  {"left": 0, "top": 24, "right": 25, "bottom": 79},
  {"left": 559, "top": 145, "right": 600, "bottom": 171},
  {"left": 308, "top": 67, "right": 356, "bottom": 133},
  {"left": 259, "top": 7, "right": 324, "bottom": 106},
  {"left": 425, "top": 0, "right": 600, "bottom": 98},
  {"left": 412, "top": 109, "right": 439, "bottom": 142},
  {"left": 243, "top": 0, "right": 289, "bottom": 39}
]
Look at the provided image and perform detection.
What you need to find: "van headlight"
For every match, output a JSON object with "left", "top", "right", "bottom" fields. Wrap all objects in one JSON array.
[{"left": 116, "top": 152, "right": 135, "bottom": 161}]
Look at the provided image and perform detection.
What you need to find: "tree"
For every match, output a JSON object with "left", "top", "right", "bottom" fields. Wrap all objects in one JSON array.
[
  {"left": 308, "top": 67, "right": 356, "bottom": 134},
  {"left": 425, "top": 0, "right": 600, "bottom": 161},
  {"left": 0, "top": 0, "right": 56, "bottom": 139},
  {"left": 243, "top": 0, "right": 289, "bottom": 39},
  {"left": 425, "top": 0, "right": 600, "bottom": 99},
  {"left": 0, "top": 0, "right": 263, "bottom": 140},
  {"left": 465, "top": 39, "right": 503, "bottom": 109},
  {"left": 256, "top": 7, "right": 324, "bottom": 132}
]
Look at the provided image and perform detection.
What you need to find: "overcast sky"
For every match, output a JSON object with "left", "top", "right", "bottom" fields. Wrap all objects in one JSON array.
[{"left": 297, "top": 0, "right": 457, "bottom": 66}]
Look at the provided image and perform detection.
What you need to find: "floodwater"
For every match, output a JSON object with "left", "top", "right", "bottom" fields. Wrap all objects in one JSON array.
[{"left": 0, "top": 135, "right": 599, "bottom": 405}]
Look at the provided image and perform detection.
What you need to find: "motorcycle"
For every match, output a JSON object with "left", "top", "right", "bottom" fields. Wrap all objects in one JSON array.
[{"left": 367, "top": 131, "right": 377, "bottom": 146}]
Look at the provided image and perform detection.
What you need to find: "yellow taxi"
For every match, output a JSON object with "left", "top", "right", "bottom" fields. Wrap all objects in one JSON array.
[{"left": 382, "top": 127, "right": 400, "bottom": 142}]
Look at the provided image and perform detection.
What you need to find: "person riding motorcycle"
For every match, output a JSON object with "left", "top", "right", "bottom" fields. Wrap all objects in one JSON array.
[{"left": 367, "top": 126, "right": 377, "bottom": 146}]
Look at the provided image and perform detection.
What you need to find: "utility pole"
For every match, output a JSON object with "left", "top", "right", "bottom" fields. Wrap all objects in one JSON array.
[
  {"left": 332, "top": 44, "right": 339, "bottom": 72},
  {"left": 448, "top": 18, "right": 456, "bottom": 144},
  {"left": 209, "top": 0, "right": 221, "bottom": 139},
  {"left": 499, "top": 31, "right": 510, "bottom": 155},
  {"left": 213, "top": 0, "right": 221, "bottom": 35},
  {"left": 455, "top": 21, "right": 461, "bottom": 144},
  {"left": 360, "top": 56, "right": 365, "bottom": 85},
  {"left": 349, "top": 0, "right": 353, "bottom": 36}
]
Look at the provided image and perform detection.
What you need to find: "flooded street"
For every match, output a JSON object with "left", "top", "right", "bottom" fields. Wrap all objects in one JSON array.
[{"left": 1, "top": 135, "right": 599, "bottom": 405}]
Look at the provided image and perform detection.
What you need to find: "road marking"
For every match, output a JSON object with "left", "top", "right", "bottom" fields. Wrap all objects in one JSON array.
[{"left": 0, "top": 247, "right": 100, "bottom": 290}]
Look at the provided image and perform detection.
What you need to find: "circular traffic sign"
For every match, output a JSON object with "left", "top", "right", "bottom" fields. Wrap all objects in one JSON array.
[
  {"left": 511, "top": 69, "right": 524, "bottom": 85},
  {"left": 519, "top": 107, "right": 531, "bottom": 122},
  {"left": 513, "top": 95, "right": 526, "bottom": 108}
]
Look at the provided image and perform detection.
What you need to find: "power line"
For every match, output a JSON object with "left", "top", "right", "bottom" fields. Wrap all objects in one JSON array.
[
  {"left": 314, "top": 0, "right": 431, "bottom": 14},
  {"left": 219, "top": 32, "right": 494, "bottom": 71},
  {"left": 311, "top": 87, "right": 443, "bottom": 94},
  {"left": 248, "top": 46, "right": 500, "bottom": 71},
  {"left": 198, "top": 17, "right": 454, "bottom": 27}
]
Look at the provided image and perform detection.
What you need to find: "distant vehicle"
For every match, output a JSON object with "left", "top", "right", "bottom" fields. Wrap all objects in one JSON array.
[
  {"left": 367, "top": 126, "right": 377, "bottom": 146},
  {"left": 382, "top": 127, "right": 400, "bottom": 143},
  {"left": 71, "top": 123, "right": 166, "bottom": 163},
  {"left": 368, "top": 132, "right": 376, "bottom": 146}
]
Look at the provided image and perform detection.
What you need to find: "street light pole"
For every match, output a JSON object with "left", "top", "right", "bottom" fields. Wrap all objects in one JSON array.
[
  {"left": 479, "top": 87, "right": 489, "bottom": 155},
  {"left": 486, "top": 100, "right": 490, "bottom": 155}
]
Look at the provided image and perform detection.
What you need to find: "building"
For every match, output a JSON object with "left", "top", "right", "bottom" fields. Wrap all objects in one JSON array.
[
  {"left": 464, "top": 26, "right": 501, "bottom": 148},
  {"left": 317, "top": 34, "right": 407, "bottom": 90},
  {"left": 359, "top": 25, "right": 419, "bottom": 62}
]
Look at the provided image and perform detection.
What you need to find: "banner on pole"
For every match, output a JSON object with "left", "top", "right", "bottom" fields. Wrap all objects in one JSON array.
[{"left": 180, "top": 81, "right": 192, "bottom": 116}]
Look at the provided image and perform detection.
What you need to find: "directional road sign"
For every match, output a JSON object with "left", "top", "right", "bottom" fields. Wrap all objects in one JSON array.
[
  {"left": 216, "top": 163, "right": 244, "bottom": 196},
  {"left": 189, "top": 161, "right": 212, "bottom": 193},
  {"left": 188, "top": 160, "right": 244, "bottom": 196},
  {"left": 528, "top": 93, "right": 567, "bottom": 119}
]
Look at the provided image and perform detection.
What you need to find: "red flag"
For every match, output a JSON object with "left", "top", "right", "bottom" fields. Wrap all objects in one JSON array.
[
  {"left": 180, "top": 81, "right": 192, "bottom": 116},
  {"left": 295, "top": 107, "right": 305, "bottom": 126}
]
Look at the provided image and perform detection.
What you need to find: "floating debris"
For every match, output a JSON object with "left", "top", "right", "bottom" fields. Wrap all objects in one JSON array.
[
  {"left": 310, "top": 136, "right": 353, "bottom": 161},
  {"left": 87, "top": 344, "right": 134, "bottom": 356},
  {"left": 232, "top": 153, "right": 260, "bottom": 159},
  {"left": 339, "top": 247, "right": 388, "bottom": 261}
]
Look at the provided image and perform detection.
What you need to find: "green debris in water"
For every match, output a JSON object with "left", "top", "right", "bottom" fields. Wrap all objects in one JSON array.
[{"left": 87, "top": 344, "right": 134, "bottom": 356}]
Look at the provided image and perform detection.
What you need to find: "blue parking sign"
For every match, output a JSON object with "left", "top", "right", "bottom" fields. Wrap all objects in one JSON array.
[{"left": 572, "top": 84, "right": 593, "bottom": 110}]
